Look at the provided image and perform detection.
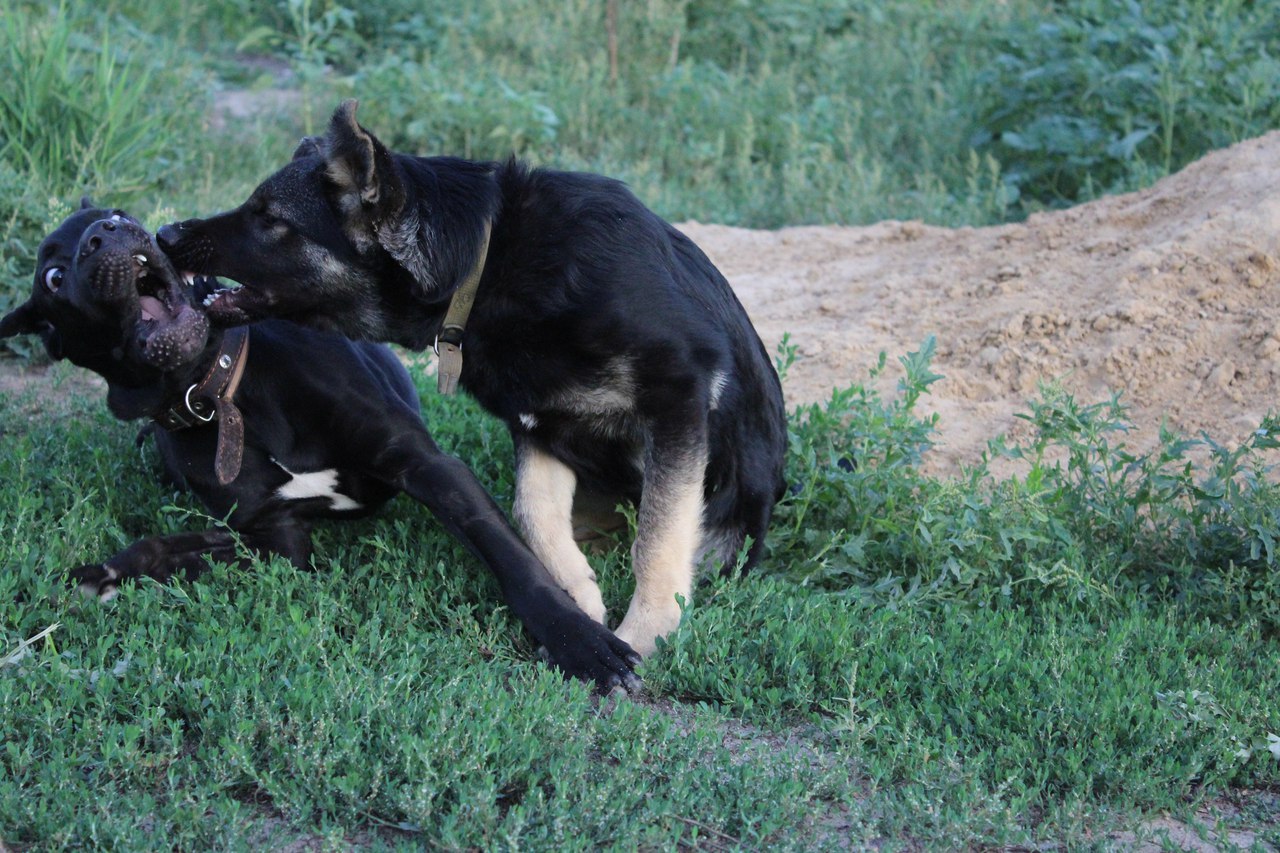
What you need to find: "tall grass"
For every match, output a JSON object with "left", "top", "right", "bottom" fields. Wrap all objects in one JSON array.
[
  {"left": 0, "top": 1, "right": 211, "bottom": 336},
  {"left": 4, "top": 0, "right": 1279, "bottom": 294}
]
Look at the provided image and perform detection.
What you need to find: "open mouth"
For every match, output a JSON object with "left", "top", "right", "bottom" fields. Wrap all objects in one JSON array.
[
  {"left": 131, "top": 254, "right": 210, "bottom": 370},
  {"left": 134, "top": 252, "right": 177, "bottom": 326},
  {"left": 189, "top": 273, "right": 240, "bottom": 310},
  {"left": 185, "top": 273, "right": 259, "bottom": 326}
]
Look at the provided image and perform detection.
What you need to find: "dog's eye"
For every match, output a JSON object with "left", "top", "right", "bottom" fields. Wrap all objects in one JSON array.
[
  {"left": 42, "top": 267, "right": 65, "bottom": 293},
  {"left": 257, "top": 210, "right": 280, "bottom": 228}
]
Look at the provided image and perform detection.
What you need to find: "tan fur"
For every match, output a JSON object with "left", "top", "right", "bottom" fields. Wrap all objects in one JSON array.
[
  {"left": 513, "top": 442, "right": 608, "bottom": 624},
  {"left": 613, "top": 453, "right": 706, "bottom": 657}
]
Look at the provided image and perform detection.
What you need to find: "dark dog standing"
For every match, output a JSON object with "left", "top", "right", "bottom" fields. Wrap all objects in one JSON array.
[
  {"left": 1, "top": 203, "right": 641, "bottom": 691},
  {"left": 159, "top": 101, "right": 788, "bottom": 657}
]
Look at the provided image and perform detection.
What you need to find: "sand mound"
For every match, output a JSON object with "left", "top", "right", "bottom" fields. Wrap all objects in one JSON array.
[{"left": 684, "top": 131, "right": 1280, "bottom": 473}]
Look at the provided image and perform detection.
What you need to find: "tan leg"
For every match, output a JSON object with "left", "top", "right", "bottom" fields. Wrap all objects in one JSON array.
[
  {"left": 614, "top": 448, "right": 706, "bottom": 657},
  {"left": 512, "top": 440, "right": 608, "bottom": 624}
]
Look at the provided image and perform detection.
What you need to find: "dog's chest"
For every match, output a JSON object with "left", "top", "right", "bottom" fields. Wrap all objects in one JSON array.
[
  {"left": 510, "top": 357, "right": 642, "bottom": 441},
  {"left": 271, "top": 458, "right": 363, "bottom": 511}
]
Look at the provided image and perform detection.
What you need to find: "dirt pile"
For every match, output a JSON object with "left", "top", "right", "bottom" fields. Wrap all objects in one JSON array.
[{"left": 684, "top": 131, "right": 1280, "bottom": 473}]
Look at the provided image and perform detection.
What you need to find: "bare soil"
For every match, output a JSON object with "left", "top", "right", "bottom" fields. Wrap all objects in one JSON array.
[{"left": 683, "top": 131, "right": 1280, "bottom": 474}]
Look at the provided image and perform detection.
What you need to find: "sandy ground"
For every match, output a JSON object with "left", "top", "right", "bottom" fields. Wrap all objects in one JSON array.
[{"left": 683, "top": 131, "right": 1280, "bottom": 474}]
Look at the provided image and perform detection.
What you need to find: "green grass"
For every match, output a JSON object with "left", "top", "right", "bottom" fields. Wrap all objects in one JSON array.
[
  {"left": 3, "top": 0, "right": 1280, "bottom": 846},
  {"left": 2, "top": 350, "right": 1278, "bottom": 848}
]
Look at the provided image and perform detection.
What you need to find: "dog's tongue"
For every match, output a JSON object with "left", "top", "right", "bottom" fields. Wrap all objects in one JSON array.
[{"left": 139, "top": 295, "right": 172, "bottom": 323}]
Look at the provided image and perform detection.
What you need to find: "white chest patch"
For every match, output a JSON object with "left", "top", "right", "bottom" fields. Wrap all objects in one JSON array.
[{"left": 273, "top": 459, "right": 362, "bottom": 511}]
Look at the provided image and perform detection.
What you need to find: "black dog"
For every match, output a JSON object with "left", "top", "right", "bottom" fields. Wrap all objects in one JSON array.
[
  {"left": 0, "top": 202, "right": 641, "bottom": 692},
  {"left": 158, "top": 100, "right": 788, "bottom": 657}
]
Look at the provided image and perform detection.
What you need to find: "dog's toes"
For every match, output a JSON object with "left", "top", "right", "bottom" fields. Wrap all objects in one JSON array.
[
  {"left": 539, "top": 617, "right": 644, "bottom": 695},
  {"left": 67, "top": 564, "right": 121, "bottom": 602},
  {"left": 619, "top": 669, "right": 644, "bottom": 695}
]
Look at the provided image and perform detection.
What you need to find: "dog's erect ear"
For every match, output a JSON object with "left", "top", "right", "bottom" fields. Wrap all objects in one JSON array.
[
  {"left": 0, "top": 299, "right": 46, "bottom": 339},
  {"left": 325, "top": 100, "right": 381, "bottom": 206},
  {"left": 79, "top": 196, "right": 95, "bottom": 210},
  {"left": 292, "top": 135, "right": 324, "bottom": 160},
  {"left": 323, "top": 100, "right": 405, "bottom": 216}
]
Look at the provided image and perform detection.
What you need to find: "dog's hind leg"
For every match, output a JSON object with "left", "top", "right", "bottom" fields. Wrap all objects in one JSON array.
[
  {"left": 614, "top": 420, "right": 709, "bottom": 658},
  {"left": 512, "top": 437, "right": 608, "bottom": 625}
]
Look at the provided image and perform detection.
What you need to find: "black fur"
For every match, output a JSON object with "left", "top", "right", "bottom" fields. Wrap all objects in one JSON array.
[
  {"left": 2, "top": 205, "right": 642, "bottom": 692},
  {"left": 158, "top": 100, "right": 787, "bottom": 655}
]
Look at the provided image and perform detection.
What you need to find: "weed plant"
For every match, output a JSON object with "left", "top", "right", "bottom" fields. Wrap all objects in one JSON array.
[{"left": 772, "top": 339, "right": 1280, "bottom": 631}]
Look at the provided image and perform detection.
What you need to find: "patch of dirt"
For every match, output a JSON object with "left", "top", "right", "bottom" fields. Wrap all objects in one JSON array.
[
  {"left": 209, "top": 55, "right": 301, "bottom": 132},
  {"left": 683, "top": 131, "right": 1280, "bottom": 474}
]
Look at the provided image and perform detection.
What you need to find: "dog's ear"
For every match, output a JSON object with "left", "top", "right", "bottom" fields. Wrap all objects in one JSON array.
[
  {"left": 0, "top": 299, "right": 47, "bottom": 339},
  {"left": 323, "top": 100, "right": 405, "bottom": 215},
  {"left": 325, "top": 100, "right": 380, "bottom": 206},
  {"left": 292, "top": 135, "right": 324, "bottom": 160},
  {"left": 79, "top": 195, "right": 95, "bottom": 210}
]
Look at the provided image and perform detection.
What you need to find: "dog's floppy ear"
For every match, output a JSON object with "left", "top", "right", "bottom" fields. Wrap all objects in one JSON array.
[
  {"left": 0, "top": 299, "right": 47, "bottom": 339},
  {"left": 292, "top": 135, "right": 324, "bottom": 160},
  {"left": 79, "top": 195, "right": 95, "bottom": 210}
]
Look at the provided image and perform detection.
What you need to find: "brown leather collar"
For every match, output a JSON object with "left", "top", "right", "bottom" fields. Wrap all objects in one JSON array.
[{"left": 153, "top": 326, "right": 250, "bottom": 485}]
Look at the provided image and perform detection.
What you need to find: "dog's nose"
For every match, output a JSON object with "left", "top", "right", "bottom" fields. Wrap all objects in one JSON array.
[
  {"left": 81, "top": 219, "right": 120, "bottom": 256},
  {"left": 156, "top": 222, "right": 183, "bottom": 250}
]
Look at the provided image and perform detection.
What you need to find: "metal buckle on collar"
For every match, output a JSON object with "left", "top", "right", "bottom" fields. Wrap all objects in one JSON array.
[
  {"left": 184, "top": 384, "right": 217, "bottom": 423},
  {"left": 433, "top": 325, "right": 464, "bottom": 356},
  {"left": 434, "top": 325, "right": 465, "bottom": 396}
]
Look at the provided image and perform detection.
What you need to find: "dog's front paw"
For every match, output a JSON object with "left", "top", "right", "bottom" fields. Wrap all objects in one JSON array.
[
  {"left": 68, "top": 564, "right": 122, "bottom": 602},
  {"left": 537, "top": 608, "right": 644, "bottom": 696}
]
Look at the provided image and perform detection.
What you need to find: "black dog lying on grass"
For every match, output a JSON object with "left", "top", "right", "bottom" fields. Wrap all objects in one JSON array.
[
  {"left": 159, "top": 100, "right": 789, "bottom": 657},
  {"left": 0, "top": 202, "right": 641, "bottom": 692}
]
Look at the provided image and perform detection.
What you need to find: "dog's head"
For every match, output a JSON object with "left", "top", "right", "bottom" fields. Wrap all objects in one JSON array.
[
  {"left": 156, "top": 100, "right": 436, "bottom": 344},
  {"left": 0, "top": 202, "right": 213, "bottom": 415}
]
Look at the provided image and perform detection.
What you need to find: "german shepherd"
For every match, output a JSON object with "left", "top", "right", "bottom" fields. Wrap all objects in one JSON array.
[{"left": 158, "top": 100, "right": 787, "bottom": 656}]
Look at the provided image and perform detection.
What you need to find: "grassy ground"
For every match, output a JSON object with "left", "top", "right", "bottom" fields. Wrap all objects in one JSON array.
[
  {"left": 2, "top": 0, "right": 1280, "bottom": 848},
  {"left": 2, "top": 350, "right": 1277, "bottom": 848}
]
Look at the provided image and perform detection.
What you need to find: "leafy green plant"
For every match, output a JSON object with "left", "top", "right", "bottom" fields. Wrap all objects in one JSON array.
[
  {"left": 768, "top": 341, "right": 1279, "bottom": 630},
  {"left": 975, "top": 0, "right": 1280, "bottom": 212}
]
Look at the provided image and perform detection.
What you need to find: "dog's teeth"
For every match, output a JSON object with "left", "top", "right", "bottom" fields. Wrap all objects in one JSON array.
[
  {"left": 182, "top": 272, "right": 195, "bottom": 286},
  {"left": 134, "top": 254, "right": 147, "bottom": 265}
]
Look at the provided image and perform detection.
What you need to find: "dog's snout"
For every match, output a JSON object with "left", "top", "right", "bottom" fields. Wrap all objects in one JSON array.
[
  {"left": 80, "top": 217, "right": 138, "bottom": 258},
  {"left": 156, "top": 222, "right": 186, "bottom": 250}
]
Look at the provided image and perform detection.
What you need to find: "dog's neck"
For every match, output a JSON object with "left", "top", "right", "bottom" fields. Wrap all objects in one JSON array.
[{"left": 104, "top": 329, "right": 235, "bottom": 422}]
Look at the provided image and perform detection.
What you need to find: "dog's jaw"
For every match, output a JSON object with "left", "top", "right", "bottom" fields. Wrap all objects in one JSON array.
[{"left": 199, "top": 282, "right": 268, "bottom": 327}]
